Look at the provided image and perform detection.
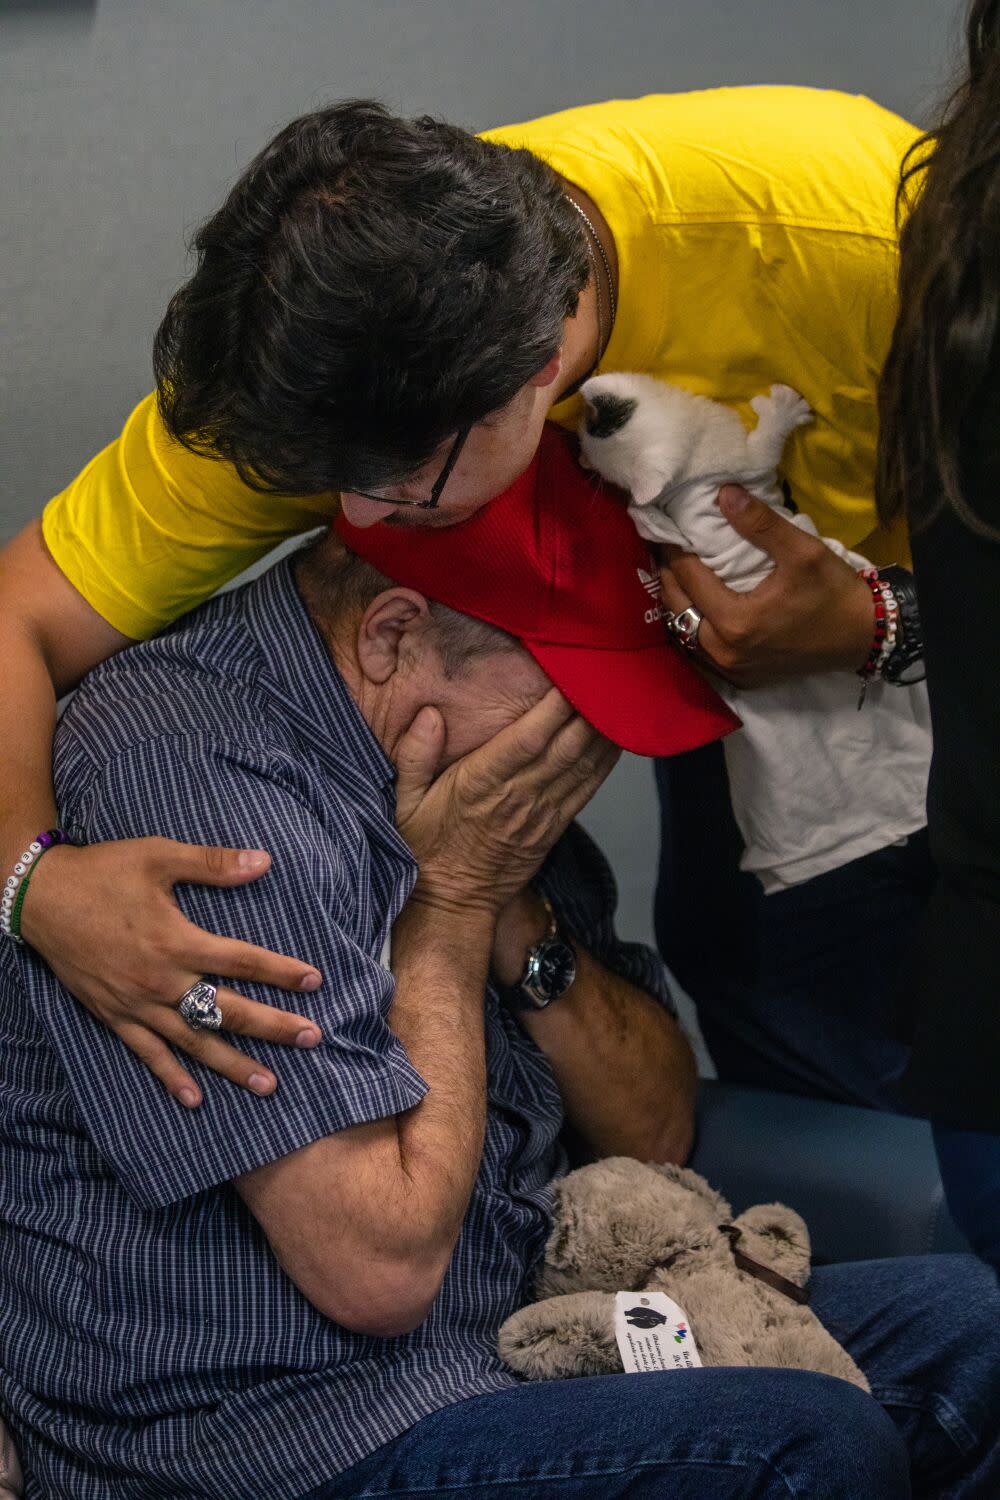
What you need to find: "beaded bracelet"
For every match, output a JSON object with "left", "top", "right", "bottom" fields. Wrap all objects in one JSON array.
[
  {"left": 856, "top": 568, "right": 900, "bottom": 708},
  {"left": 1, "top": 830, "right": 70, "bottom": 945},
  {"left": 9, "top": 861, "right": 39, "bottom": 940}
]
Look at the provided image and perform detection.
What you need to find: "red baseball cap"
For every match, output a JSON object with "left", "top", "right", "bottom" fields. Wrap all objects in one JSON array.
[{"left": 334, "top": 424, "right": 739, "bottom": 756}]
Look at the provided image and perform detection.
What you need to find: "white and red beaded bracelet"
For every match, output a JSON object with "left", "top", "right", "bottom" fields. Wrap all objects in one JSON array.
[{"left": 856, "top": 567, "right": 900, "bottom": 707}]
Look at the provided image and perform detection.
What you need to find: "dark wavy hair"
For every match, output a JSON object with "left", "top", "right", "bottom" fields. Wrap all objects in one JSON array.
[
  {"left": 878, "top": 0, "right": 1000, "bottom": 540},
  {"left": 153, "top": 100, "right": 590, "bottom": 495}
]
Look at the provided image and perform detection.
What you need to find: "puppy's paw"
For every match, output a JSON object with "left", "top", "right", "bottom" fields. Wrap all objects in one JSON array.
[{"left": 767, "top": 384, "right": 813, "bottom": 429}]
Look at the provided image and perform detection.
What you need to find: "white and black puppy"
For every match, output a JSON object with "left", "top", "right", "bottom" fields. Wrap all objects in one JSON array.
[{"left": 579, "top": 373, "right": 813, "bottom": 592}]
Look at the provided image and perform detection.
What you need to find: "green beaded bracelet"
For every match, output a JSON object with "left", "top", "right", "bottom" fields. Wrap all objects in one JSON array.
[
  {"left": 8, "top": 841, "right": 59, "bottom": 941},
  {"left": 9, "top": 862, "right": 36, "bottom": 940}
]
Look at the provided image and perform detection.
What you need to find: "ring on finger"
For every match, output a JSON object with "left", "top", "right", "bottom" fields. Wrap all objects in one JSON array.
[
  {"left": 177, "top": 980, "right": 224, "bottom": 1032},
  {"left": 668, "top": 606, "right": 703, "bottom": 651}
]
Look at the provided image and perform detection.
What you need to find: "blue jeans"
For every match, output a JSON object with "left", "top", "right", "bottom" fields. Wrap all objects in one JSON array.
[{"left": 306, "top": 1254, "right": 1000, "bottom": 1498}]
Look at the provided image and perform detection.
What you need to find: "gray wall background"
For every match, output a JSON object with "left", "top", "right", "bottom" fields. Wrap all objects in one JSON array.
[{"left": 1, "top": 0, "right": 966, "bottom": 950}]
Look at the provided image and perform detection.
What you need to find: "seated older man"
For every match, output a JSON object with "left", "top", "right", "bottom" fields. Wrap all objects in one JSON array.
[{"left": 0, "top": 430, "right": 998, "bottom": 1499}]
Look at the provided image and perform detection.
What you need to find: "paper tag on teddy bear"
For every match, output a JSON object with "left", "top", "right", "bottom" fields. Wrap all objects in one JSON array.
[{"left": 614, "top": 1291, "right": 703, "bottom": 1373}]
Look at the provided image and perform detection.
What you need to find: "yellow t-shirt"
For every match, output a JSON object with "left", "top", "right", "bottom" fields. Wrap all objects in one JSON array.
[{"left": 43, "top": 86, "right": 918, "bottom": 640}]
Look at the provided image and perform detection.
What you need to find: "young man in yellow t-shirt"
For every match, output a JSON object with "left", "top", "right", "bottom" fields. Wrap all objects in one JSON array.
[
  {"left": 43, "top": 90, "right": 915, "bottom": 638},
  {"left": 4, "top": 90, "right": 920, "bottom": 1114}
]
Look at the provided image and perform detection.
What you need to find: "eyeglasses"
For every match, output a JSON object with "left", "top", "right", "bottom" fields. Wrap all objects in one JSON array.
[{"left": 344, "top": 423, "right": 472, "bottom": 510}]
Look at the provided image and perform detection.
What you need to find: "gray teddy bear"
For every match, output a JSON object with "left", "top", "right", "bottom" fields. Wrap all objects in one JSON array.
[{"left": 498, "top": 1157, "right": 868, "bottom": 1392}]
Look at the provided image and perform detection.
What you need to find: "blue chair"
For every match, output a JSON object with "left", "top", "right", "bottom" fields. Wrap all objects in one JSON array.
[{"left": 689, "top": 1081, "right": 968, "bottom": 1263}]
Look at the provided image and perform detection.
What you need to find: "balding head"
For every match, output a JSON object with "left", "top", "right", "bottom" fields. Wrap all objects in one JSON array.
[{"left": 293, "top": 530, "right": 550, "bottom": 771}]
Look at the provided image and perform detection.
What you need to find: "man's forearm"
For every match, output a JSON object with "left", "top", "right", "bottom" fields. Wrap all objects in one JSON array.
[
  {"left": 494, "top": 893, "right": 696, "bottom": 1163},
  {"left": 1, "top": 521, "right": 130, "bottom": 870},
  {"left": 385, "top": 898, "right": 491, "bottom": 1256},
  {"left": 328, "top": 898, "right": 493, "bottom": 1277},
  {"left": 524, "top": 947, "right": 696, "bottom": 1163},
  {"left": 236, "top": 898, "right": 492, "bottom": 1336}
]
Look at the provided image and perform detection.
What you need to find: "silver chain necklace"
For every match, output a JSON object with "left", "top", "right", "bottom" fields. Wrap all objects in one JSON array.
[{"left": 566, "top": 197, "right": 617, "bottom": 356}]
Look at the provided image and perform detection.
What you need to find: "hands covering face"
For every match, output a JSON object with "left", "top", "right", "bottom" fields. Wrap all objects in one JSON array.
[{"left": 393, "top": 688, "right": 620, "bottom": 917}]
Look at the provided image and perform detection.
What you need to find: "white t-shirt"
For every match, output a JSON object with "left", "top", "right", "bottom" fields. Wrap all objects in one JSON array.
[{"left": 633, "top": 483, "right": 931, "bottom": 892}]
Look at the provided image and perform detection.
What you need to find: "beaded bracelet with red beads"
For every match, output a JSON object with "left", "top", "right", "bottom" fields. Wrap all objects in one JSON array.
[
  {"left": 874, "top": 578, "right": 900, "bottom": 674},
  {"left": 857, "top": 568, "right": 888, "bottom": 678},
  {"left": 856, "top": 568, "right": 901, "bottom": 705}
]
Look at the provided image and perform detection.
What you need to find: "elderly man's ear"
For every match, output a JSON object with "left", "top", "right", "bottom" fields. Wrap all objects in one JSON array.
[{"left": 356, "top": 589, "right": 435, "bottom": 685}]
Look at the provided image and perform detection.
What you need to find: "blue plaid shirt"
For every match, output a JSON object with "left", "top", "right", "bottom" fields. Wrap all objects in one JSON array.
[{"left": 0, "top": 557, "right": 671, "bottom": 1500}]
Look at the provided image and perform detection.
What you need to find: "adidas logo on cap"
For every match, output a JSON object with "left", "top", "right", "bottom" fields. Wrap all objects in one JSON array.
[{"left": 637, "top": 565, "right": 664, "bottom": 625}]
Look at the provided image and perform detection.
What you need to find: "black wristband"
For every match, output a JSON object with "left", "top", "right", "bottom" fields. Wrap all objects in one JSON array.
[{"left": 877, "top": 566, "right": 925, "bottom": 684}]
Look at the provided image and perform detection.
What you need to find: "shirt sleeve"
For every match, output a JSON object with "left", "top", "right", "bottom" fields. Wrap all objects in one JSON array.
[
  {"left": 536, "top": 821, "right": 675, "bottom": 1013},
  {"left": 41, "top": 393, "right": 336, "bottom": 639},
  {"left": 23, "top": 735, "right": 427, "bottom": 1210}
]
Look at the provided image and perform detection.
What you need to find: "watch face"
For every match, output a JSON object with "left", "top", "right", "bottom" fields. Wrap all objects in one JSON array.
[{"left": 525, "top": 938, "right": 577, "bottom": 1007}]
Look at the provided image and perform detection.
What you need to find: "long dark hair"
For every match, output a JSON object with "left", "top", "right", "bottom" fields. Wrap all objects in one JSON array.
[{"left": 877, "top": 0, "right": 1000, "bottom": 540}]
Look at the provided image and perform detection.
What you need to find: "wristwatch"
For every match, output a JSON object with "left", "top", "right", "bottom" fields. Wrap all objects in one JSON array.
[
  {"left": 877, "top": 566, "right": 926, "bottom": 685},
  {"left": 507, "top": 896, "right": 577, "bottom": 1010}
]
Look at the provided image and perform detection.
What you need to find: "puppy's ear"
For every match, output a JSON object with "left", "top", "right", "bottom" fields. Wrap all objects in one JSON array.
[{"left": 583, "top": 392, "right": 638, "bottom": 440}]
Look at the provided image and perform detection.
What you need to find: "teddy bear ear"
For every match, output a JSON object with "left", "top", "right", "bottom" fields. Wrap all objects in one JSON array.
[
  {"left": 645, "top": 1162, "right": 733, "bottom": 1221},
  {"left": 731, "top": 1203, "right": 812, "bottom": 1287},
  {"left": 545, "top": 1178, "right": 581, "bottom": 1272}
]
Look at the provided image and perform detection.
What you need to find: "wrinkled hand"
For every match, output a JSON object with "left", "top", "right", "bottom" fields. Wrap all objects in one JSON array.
[
  {"left": 393, "top": 689, "right": 619, "bottom": 918},
  {"left": 21, "top": 839, "right": 324, "bottom": 1107},
  {"left": 659, "top": 486, "right": 875, "bottom": 687}
]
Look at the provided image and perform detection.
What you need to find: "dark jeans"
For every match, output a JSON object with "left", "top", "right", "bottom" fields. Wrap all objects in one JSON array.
[
  {"left": 934, "top": 1126, "right": 1000, "bottom": 1268},
  {"left": 654, "top": 744, "right": 934, "bottom": 1112},
  {"left": 655, "top": 743, "right": 1000, "bottom": 1267},
  {"left": 307, "top": 1254, "right": 1000, "bottom": 1498}
]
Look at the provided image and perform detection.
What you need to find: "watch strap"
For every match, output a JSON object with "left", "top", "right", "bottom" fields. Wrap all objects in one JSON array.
[{"left": 537, "top": 895, "right": 558, "bottom": 943}]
